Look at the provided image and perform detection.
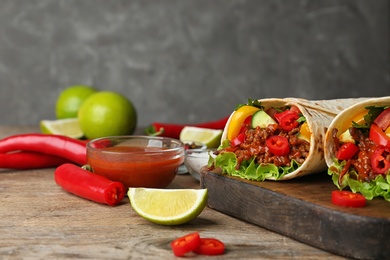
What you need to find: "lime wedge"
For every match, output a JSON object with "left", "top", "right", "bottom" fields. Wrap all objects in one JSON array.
[
  {"left": 180, "top": 126, "right": 222, "bottom": 148},
  {"left": 40, "top": 118, "right": 84, "bottom": 139},
  {"left": 128, "top": 188, "right": 207, "bottom": 225}
]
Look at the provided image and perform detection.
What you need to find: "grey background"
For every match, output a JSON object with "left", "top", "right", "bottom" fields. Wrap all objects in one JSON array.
[{"left": 0, "top": 0, "right": 389, "bottom": 128}]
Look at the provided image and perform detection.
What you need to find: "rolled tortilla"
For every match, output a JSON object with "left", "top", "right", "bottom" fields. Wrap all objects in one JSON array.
[
  {"left": 324, "top": 96, "right": 390, "bottom": 200},
  {"left": 217, "top": 97, "right": 369, "bottom": 181}
]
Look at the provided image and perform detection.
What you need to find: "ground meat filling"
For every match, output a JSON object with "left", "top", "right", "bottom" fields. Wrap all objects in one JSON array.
[
  {"left": 332, "top": 127, "right": 377, "bottom": 182},
  {"left": 217, "top": 124, "right": 310, "bottom": 170}
]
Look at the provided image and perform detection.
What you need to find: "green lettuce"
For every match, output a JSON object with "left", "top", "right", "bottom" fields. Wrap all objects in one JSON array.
[
  {"left": 213, "top": 151, "right": 301, "bottom": 181},
  {"left": 328, "top": 159, "right": 390, "bottom": 202}
]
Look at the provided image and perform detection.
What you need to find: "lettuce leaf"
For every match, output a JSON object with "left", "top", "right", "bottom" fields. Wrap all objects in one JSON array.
[
  {"left": 328, "top": 159, "right": 390, "bottom": 202},
  {"left": 213, "top": 152, "right": 301, "bottom": 181}
]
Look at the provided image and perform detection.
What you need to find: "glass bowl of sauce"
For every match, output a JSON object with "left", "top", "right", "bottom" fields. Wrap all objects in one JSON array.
[{"left": 87, "top": 136, "right": 185, "bottom": 190}]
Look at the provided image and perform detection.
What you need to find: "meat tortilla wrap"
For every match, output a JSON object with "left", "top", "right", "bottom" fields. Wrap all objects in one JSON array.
[
  {"left": 211, "top": 97, "right": 368, "bottom": 181},
  {"left": 324, "top": 96, "right": 390, "bottom": 201}
]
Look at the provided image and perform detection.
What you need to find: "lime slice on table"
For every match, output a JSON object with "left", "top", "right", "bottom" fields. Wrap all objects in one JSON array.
[
  {"left": 128, "top": 188, "right": 207, "bottom": 225},
  {"left": 180, "top": 126, "right": 222, "bottom": 149},
  {"left": 40, "top": 118, "right": 84, "bottom": 139}
]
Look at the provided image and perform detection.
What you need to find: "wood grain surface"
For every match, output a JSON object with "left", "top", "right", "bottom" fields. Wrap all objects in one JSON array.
[
  {"left": 0, "top": 126, "right": 347, "bottom": 259},
  {"left": 200, "top": 169, "right": 390, "bottom": 260}
]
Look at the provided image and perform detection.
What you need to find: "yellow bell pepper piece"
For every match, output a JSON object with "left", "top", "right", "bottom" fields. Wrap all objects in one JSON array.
[
  {"left": 227, "top": 105, "right": 260, "bottom": 140},
  {"left": 299, "top": 122, "right": 311, "bottom": 141}
]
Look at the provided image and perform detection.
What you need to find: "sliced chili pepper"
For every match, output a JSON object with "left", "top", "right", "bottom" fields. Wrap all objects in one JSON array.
[
  {"left": 371, "top": 146, "right": 390, "bottom": 174},
  {"left": 230, "top": 132, "right": 246, "bottom": 147},
  {"left": 374, "top": 107, "right": 390, "bottom": 131},
  {"left": 331, "top": 190, "right": 366, "bottom": 208},
  {"left": 0, "top": 151, "right": 70, "bottom": 170},
  {"left": 369, "top": 123, "right": 390, "bottom": 148},
  {"left": 54, "top": 163, "right": 125, "bottom": 206},
  {"left": 170, "top": 232, "right": 201, "bottom": 257},
  {"left": 274, "top": 110, "right": 300, "bottom": 131},
  {"left": 336, "top": 143, "right": 359, "bottom": 161},
  {"left": 266, "top": 135, "right": 290, "bottom": 156},
  {"left": 145, "top": 116, "right": 230, "bottom": 139},
  {"left": 0, "top": 133, "right": 87, "bottom": 165},
  {"left": 193, "top": 238, "right": 225, "bottom": 256}
]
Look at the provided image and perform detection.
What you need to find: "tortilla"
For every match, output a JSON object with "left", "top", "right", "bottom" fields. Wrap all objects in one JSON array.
[
  {"left": 324, "top": 96, "right": 390, "bottom": 167},
  {"left": 218, "top": 97, "right": 370, "bottom": 181}
]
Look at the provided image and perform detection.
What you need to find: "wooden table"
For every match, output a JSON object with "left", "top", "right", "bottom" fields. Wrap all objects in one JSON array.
[{"left": 0, "top": 126, "right": 346, "bottom": 259}]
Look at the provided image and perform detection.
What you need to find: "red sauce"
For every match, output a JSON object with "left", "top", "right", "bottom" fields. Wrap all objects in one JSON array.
[{"left": 87, "top": 145, "right": 184, "bottom": 189}]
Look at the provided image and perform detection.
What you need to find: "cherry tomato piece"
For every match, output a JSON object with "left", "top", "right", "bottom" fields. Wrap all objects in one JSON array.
[
  {"left": 369, "top": 123, "right": 390, "bottom": 148},
  {"left": 371, "top": 146, "right": 390, "bottom": 174},
  {"left": 171, "top": 232, "right": 201, "bottom": 257},
  {"left": 193, "top": 238, "right": 225, "bottom": 256},
  {"left": 336, "top": 142, "right": 359, "bottom": 161},
  {"left": 331, "top": 190, "right": 366, "bottom": 208},
  {"left": 274, "top": 110, "right": 300, "bottom": 131},
  {"left": 266, "top": 135, "right": 290, "bottom": 156},
  {"left": 230, "top": 133, "right": 246, "bottom": 147},
  {"left": 374, "top": 107, "right": 390, "bottom": 131}
]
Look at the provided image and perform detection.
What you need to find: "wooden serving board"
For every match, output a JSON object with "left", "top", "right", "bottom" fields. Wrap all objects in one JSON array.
[{"left": 200, "top": 169, "right": 390, "bottom": 260}]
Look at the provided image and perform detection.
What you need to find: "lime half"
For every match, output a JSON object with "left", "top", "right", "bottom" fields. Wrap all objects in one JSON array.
[
  {"left": 180, "top": 126, "right": 222, "bottom": 148},
  {"left": 128, "top": 188, "right": 207, "bottom": 225},
  {"left": 40, "top": 118, "right": 84, "bottom": 139}
]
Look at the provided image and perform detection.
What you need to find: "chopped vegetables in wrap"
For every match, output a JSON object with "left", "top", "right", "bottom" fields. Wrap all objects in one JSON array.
[
  {"left": 209, "top": 98, "right": 337, "bottom": 181},
  {"left": 325, "top": 97, "right": 390, "bottom": 202}
]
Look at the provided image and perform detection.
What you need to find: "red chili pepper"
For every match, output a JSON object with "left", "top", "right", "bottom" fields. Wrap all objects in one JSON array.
[
  {"left": 238, "top": 115, "right": 252, "bottom": 134},
  {"left": 170, "top": 232, "right": 201, "bottom": 257},
  {"left": 336, "top": 143, "right": 359, "bottom": 161},
  {"left": 54, "top": 163, "right": 125, "bottom": 206},
  {"left": 0, "top": 134, "right": 87, "bottom": 165},
  {"left": 371, "top": 146, "right": 390, "bottom": 174},
  {"left": 274, "top": 110, "right": 300, "bottom": 131},
  {"left": 369, "top": 123, "right": 390, "bottom": 148},
  {"left": 331, "top": 190, "right": 366, "bottom": 208},
  {"left": 230, "top": 132, "right": 246, "bottom": 147},
  {"left": 193, "top": 238, "right": 225, "bottom": 256},
  {"left": 145, "top": 116, "right": 230, "bottom": 139},
  {"left": 0, "top": 151, "right": 70, "bottom": 170},
  {"left": 266, "top": 135, "right": 290, "bottom": 156}
]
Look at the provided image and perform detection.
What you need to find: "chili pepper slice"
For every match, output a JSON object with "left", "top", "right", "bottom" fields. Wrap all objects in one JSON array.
[
  {"left": 266, "top": 135, "right": 290, "bottom": 156},
  {"left": 145, "top": 116, "right": 229, "bottom": 139},
  {"left": 369, "top": 123, "right": 390, "bottom": 148},
  {"left": 193, "top": 238, "right": 225, "bottom": 256},
  {"left": 0, "top": 133, "right": 87, "bottom": 165},
  {"left": 170, "top": 232, "right": 201, "bottom": 257},
  {"left": 371, "top": 146, "right": 390, "bottom": 174},
  {"left": 274, "top": 110, "right": 300, "bottom": 131},
  {"left": 336, "top": 143, "right": 359, "bottom": 161},
  {"left": 331, "top": 190, "right": 366, "bottom": 208},
  {"left": 54, "top": 163, "right": 125, "bottom": 206},
  {"left": 0, "top": 151, "right": 70, "bottom": 170}
]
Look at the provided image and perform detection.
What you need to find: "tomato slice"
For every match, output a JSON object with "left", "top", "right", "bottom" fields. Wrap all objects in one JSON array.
[
  {"left": 230, "top": 132, "right": 246, "bottom": 147},
  {"left": 266, "top": 135, "right": 290, "bottom": 156},
  {"left": 369, "top": 123, "right": 390, "bottom": 148},
  {"left": 331, "top": 190, "right": 366, "bottom": 208},
  {"left": 374, "top": 107, "right": 390, "bottom": 131},
  {"left": 371, "top": 146, "right": 390, "bottom": 174},
  {"left": 274, "top": 110, "right": 300, "bottom": 131},
  {"left": 170, "top": 232, "right": 201, "bottom": 257},
  {"left": 193, "top": 238, "right": 225, "bottom": 256},
  {"left": 336, "top": 142, "right": 359, "bottom": 161}
]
